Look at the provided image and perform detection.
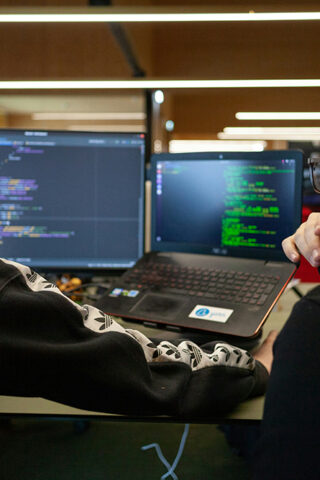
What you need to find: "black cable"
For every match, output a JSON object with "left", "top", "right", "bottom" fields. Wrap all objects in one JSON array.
[{"left": 292, "top": 285, "right": 304, "bottom": 298}]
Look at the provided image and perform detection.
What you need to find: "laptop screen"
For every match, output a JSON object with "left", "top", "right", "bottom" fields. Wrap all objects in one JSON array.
[
  {"left": 151, "top": 150, "right": 303, "bottom": 261},
  {"left": 0, "top": 129, "right": 145, "bottom": 272}
]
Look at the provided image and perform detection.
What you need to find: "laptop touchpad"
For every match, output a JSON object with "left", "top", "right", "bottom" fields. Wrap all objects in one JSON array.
[{"left": 130, "top": 293, "right": 186, "bottom": 318}]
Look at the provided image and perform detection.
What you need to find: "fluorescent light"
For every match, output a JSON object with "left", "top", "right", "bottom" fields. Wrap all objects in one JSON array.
[
  {"left": 225, "top": 127, "right": 320, "bottom": 134},
  {"left": 236, "top": 112, "right": 320, "bottom": 120},
  {"left": 2, "top": 79, "right": 320, "bottom": 90},
  {"left": 32, "top": 112, "right": 146, "bottom": 120},
  {"left": 169, "top": 140, "right": 267, "bottom": 153},
  {"left": 218, "top": 127, "right": 320, "bottom": 140},
  {"left": 1, "top": 10, "right": 320, "bottom": 22},
  {"left": 67, "top": 124, "right": 146, "bottom": 132}
]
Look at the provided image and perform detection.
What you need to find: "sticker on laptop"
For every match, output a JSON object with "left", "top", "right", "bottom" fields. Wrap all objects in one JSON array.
[
  {"left": 109, "top": 288, "right": 139, "bottom": 298},
  {"left": 189, "top": 305, "right": 233, "bottom": 323}
]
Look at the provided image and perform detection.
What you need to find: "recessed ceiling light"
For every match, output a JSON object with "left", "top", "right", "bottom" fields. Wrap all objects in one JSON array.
[{"left": 154, "top": 90, "right": 164, "bottom": 104}]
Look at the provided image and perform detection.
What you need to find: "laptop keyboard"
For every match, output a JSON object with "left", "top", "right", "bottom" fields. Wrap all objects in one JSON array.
[{"left": 123, "top": 262, "right": 280, "bottom": 306}]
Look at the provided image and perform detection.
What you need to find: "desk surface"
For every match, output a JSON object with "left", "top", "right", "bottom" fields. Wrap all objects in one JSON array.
[{"left": 0, "top": 283, "right": 315, "bottom": 422}]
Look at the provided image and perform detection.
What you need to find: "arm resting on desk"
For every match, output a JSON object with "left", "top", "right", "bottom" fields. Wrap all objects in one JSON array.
[{"left": 0, "top": 258, "right": 268, "bottom": 418}]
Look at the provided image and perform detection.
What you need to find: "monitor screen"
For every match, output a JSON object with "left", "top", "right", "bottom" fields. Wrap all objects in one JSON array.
[
  {"left": 0, "top": 129, "right": 145, "bottom": 272},
  {"left": 151, "top": 150, "right": 303, "bottom": 261}
]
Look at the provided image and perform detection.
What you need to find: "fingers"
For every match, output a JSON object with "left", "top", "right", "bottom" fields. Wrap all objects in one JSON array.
[
  {"left": 282, "top": 235, "right": 301, "bottom": 263},
  {"left": 282, "top": 213, "right": 320, "bottom": 267},
  {"left": 314, "top": 224, "right": 320, "bottom": 237},
  {"left": 297, "top": 213, "right": 320, "bottom": 267},
  {"left": 310, "top": 247, "right": 320, "bottom": 267}
]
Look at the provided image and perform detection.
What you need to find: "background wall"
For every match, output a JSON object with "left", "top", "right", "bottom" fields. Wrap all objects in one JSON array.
[{"left": 0, "top": 0, "right": 320, "bottom": 147}]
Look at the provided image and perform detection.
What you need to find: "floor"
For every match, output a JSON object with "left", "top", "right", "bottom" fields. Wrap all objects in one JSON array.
[{"left": 0, "top": 419, "right": 254, "bottom": 479}]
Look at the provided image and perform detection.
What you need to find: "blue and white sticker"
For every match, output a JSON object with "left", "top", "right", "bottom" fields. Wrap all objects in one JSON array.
[
  {"left": 109, "top": 288, "right": 123, "bottom": 297},
  {"left": 109, "top": 288, "right": 140, "bottom": 298},
  {"left": 189, "top": 305, "right": 233, "bottom": 323}
]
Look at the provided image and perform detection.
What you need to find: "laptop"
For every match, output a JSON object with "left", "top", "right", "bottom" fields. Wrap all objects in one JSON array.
[{"left": 96, "top": 150, "right": 303, "bottom": 338}]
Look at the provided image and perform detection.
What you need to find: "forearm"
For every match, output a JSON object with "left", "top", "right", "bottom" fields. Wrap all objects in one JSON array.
[{"left": 0, "top": 258, "right": 269, "bottom": 417}]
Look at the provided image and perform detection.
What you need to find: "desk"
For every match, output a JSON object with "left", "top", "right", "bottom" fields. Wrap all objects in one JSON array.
[{"left": 0, "top": 283, "right": 315, "bottom": 422}]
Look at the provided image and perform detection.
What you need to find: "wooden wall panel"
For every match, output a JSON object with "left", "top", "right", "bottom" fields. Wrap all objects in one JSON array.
[
  {"left": 0, "top": 23, "right": 138, "bottom": 79},
  {"left": 1, "top": 1, "right": 88, "bottom": 5},
  {"left": 1, "top": 0, "right": 320, "bottom": 140},
  {"left": 170, "top": 89, "right": 320, "bottom": 137},
  {"left": 153, "top": 21, "right": 320, "bottom": 79}
]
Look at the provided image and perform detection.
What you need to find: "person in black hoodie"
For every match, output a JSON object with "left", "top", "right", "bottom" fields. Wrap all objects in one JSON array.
[
  {"left": 254, "top": 212, "right": 320, "bottom": 479},
  {"left": 0, "top": 257, "right": 273, "bottom": 418}
]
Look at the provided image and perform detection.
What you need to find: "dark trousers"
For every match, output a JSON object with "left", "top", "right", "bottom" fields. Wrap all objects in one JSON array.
[{"left": 253, "top": 286, "right": 320, "bottom": 479}]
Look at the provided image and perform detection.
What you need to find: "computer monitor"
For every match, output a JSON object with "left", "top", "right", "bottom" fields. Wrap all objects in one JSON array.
[{"left": 0, "top": 129, "right": 145, "bottom": 273}]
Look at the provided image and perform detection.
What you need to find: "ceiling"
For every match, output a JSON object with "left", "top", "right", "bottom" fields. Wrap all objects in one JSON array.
[{"left": 1, "top": 0, "right": 320, "bottom": 148}]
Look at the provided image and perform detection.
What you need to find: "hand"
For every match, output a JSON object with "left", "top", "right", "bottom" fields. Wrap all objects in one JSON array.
[{"left": 282, "top": 212, "right": 320, "bottom": 267}]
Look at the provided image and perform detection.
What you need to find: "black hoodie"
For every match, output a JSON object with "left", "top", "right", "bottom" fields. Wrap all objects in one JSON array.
[{"left": 0, "top": 258, "right": 268, "bottom": 418}]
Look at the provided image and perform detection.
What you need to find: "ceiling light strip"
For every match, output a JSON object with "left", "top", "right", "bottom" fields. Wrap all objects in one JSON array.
[
  {"left": 67, "top": 124, "right": 146, "bottom": 132},
  {"left": 218, "top": 126, "right": 320, "bottom": 140},
  {"left": 218, "top": 133, "right": 320, "bottom": 140},
  {"left": 1, "top": 12, "right": 320, "bottom": 22},
  {"left": 236, "top": 112, "right": 320, "bottom": 120},
  {"left": 169, "top": 140, "right": 267, "bottom": 153},
  {"left": 219, "top": 127, "right": 320, "bottom": 140},
  {"left": 32, "top": 112, "right": 146, "bottom": 120},
  {"left": 2, "top": 80, "right": 320, "bottom": 89},
  {"left": 224, "top": 127, "right": 320, "bottom": 133}
]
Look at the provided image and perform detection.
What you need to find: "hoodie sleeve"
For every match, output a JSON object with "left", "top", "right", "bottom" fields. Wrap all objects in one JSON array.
[{"left": 0, "top": 258, "right": 268, "bottom": 418}]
